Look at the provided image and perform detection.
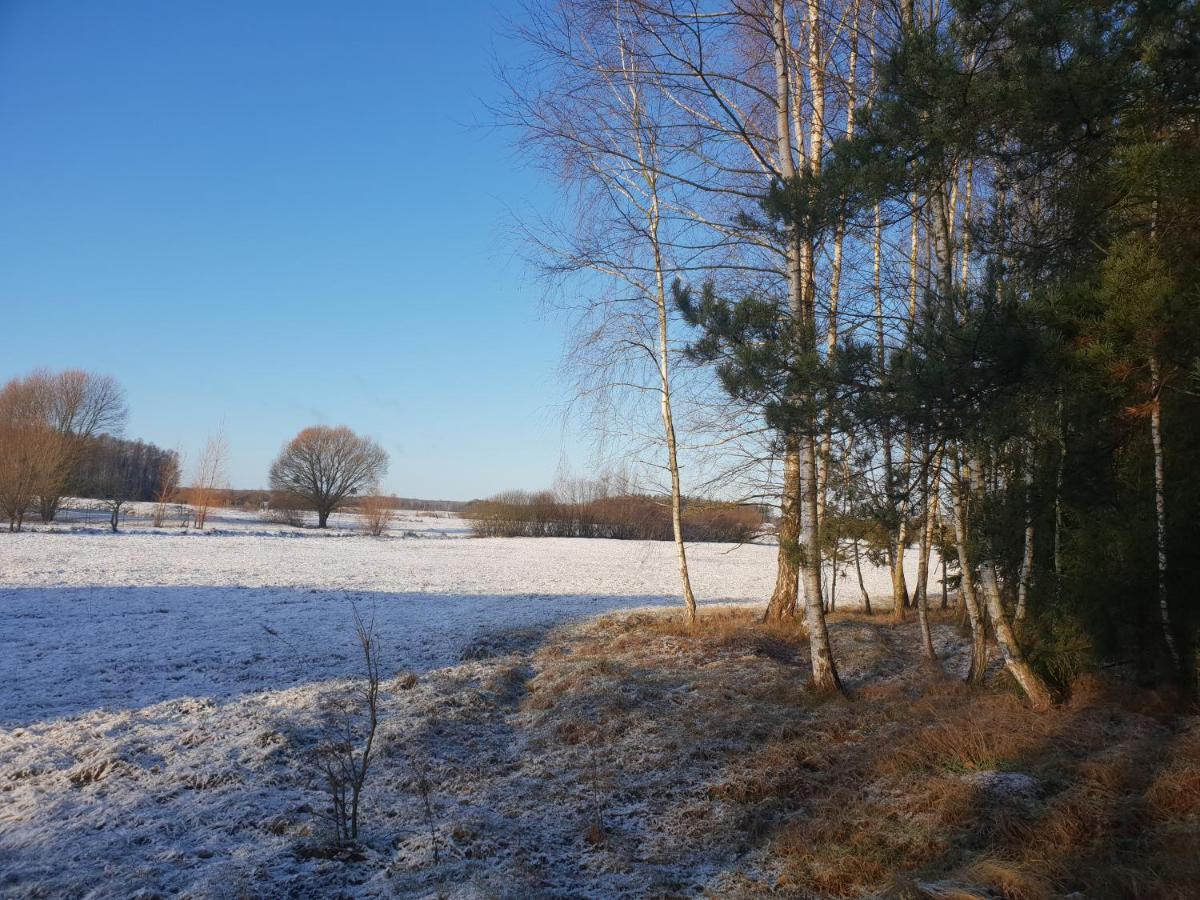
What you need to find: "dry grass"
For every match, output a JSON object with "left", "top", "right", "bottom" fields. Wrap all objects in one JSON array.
[{"left": 520, "top": 605, "right": 1200, "bottom": 898}]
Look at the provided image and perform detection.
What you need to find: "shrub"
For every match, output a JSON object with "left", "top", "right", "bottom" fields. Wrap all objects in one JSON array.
[{"left": 358, "top": 493, "right": 395, "bottom": 536}]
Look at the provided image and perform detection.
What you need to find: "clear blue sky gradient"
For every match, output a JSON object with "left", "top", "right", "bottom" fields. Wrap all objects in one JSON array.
[{"left": 0, "top": 1, "right": 586, "bottom": 499}]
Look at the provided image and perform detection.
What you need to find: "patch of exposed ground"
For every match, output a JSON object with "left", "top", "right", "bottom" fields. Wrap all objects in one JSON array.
[{"left": 2, "top": 609, "right": 1197, "bottom": 898}]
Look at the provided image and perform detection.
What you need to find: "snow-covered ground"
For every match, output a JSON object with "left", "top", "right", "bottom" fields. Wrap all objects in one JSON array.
[
  {"left": 1, "top": 511, "right": 936, "bottom": 727},
  {"left": 0, "top": 510, "right": 937, "bottom": 897}
]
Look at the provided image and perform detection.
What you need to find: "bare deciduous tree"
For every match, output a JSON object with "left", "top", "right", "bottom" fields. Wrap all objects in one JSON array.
[
  {"left": 0, "top": 376, "right": 70, "bottom": 532},
  {"left": 42, "top": 370, "right": 128, "bottom": 440},
  {"left": 29, "top": 369, "right": 128, "bottom": 521},
  {"left": 152, "top": 450, "right": 182, "bottom": 527},
  {"left": 269, "top": 426, "right": 388, "bottom": 528},
  {"left": 191, "top": 430, "right": 228, "bottom": 529},
  {"left": 505, "top": 0, "right": 704, "bottom": 623}
]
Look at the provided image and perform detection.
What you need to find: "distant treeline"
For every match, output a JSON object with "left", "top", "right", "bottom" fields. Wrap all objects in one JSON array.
[
  {"left": 166, "top": 490, "right": 468, "bottom": 514},
  {"left": 465, "top": 489, "right": 765, "bottom": 543},
  {"left": 73, "top": 435, "right": 179, "bottom": 503},
  {"left": 386, "top": 497, "right": 469, "bottom": 513}
]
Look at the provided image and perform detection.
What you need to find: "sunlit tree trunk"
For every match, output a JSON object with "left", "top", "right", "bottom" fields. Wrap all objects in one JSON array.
[
  {"left": 652, "top": 221, "right": 697, "bottom": 627},
  {"left": 766, "top": 438, "right": 802, "bottom": 622},
  {"left": 970, "top": 455, "right": 1053, "bottom": 709},
  {"left": 765, "top": 0, "right": 807, "bottom": 623},
  {"left": 817, "top": 0, "right": 859, "bottom": 531}
]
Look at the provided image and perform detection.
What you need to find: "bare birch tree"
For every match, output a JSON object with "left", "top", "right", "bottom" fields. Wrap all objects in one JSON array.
[{"left": 505, "top": 0, "right": 703, "bottom": 622}]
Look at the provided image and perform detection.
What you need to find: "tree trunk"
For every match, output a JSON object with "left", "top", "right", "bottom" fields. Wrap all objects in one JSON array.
[
  {"left": 802, "top": 433, "right": 841, "bottom": 693},
  {"left": 853, "top": 537, "right": 872, "bottom": 614},
  {"left": 1015, "top": 446, "right": 1035, "bottom": 622},
  {"left": 915, "top": 447, "right": 942, "bottom": 662},
  {"left": 39, "top": 494, "right": 61, "bottom": 523},
  {"left": 763, "top": 0, "right": 805, "bottom": 624},
  {"left": 765, "top": 438, "right": 802, "bottom": 623},
  {"left": 951, "top": 453, "right": 987, "bottom": 684},
  {"left": 940, "top": 550, "right": 949, "bottom": 610},
  {"left": 891, "top": 521, "right": 909, "bottom": 621},
  {"left": 1149, "top": 356, "right": 1178, "bottom": 667},
  {"left": 1053, "top": 391, "right": 1066, "bottom": 603},
  {"left": 915, "top": 446, "right": 941, "bottom": 606},
  {"left": 829, "top": 537, "right": 838, "bottom": 612},
  {"left": 978, "top": 556, "right": 1053, "bottom": 709},
  {"left": 318, "top": 509, "right": 330, "bottom": 529},
  {"left": 892, "top": 187, "right": 921, "bottom": 622},
  {"left": 652, "top": 224, "right": 698, "bottom": 627},
  {"left": 970, "top": 455, "right": 1053, "bottom": 709}
]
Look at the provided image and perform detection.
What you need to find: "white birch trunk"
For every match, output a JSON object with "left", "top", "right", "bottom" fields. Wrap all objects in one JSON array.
[
  {"left": 1015, "top": 445, "right": 1035, "bottom": 622},
  {"left": 764, "top": 0, "right": 806, "bottom": 624},
  {"left": 1149, "top": 356, "right": 1178, "bottom": 666}
]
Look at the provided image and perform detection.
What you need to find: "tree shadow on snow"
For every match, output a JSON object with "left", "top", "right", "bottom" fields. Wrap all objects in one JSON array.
[{"left": 0, "top": 586, "right": 740, "bottom": 727}]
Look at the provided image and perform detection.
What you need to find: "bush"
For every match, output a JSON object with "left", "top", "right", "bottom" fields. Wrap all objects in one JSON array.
[
  {"left": 269, "top": 491, "right": 308, "bottom": 528},
  {"left": 357, "top": 494, "right": 395, "bottom": 536}
]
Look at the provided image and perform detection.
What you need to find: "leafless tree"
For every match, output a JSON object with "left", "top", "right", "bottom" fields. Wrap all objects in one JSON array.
[
  {"left": 191, "top": 430, "right": 228, "bottom": 529},
  {"left": 312, "top": 607, "right": 382, "bottom": 847},
  {"left": 92, "top": 438, "right": 146, "bottom": 532},
  {"left": 29, "top": 369, "right": 128, "bottom": 521},
  {"left": 269, "top": 426, "right": 388, "bottom": 529},
  {"left": 152, "top": 451, "right": 182, "bottom": 527},
  {"left": 505, "top": 0, "right": 712, "bottom": 622},
  {"left": 0, "top": 376, "right": 69, "bottom": 531},
  {"left": 42, "top": 370, "right": 127, "bottom": 440}
]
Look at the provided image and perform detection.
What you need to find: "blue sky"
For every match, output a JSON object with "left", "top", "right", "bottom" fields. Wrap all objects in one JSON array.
[{"left": 0, "top": 1, "right": 587, "bottom": 499}]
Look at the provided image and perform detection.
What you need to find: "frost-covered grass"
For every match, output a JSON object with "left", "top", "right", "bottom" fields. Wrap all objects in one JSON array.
[{"left": 1, "top": 512, "right": 952, "bottom": 897}]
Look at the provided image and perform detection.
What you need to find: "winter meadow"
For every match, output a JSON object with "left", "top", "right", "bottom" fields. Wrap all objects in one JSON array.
[{"left": 2, "top": 2, "right": 1199, "bottom": 898}]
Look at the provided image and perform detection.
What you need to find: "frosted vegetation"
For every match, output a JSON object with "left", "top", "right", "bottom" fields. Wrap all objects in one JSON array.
[{"left": 1, "top": 510, "right": 926, "bottom": 896}]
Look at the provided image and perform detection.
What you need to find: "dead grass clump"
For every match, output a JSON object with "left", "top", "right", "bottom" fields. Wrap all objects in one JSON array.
[
  {"left": 884, "top": 695, "right": 1049, "bottom": 778},
  {"left": 960, "top": 857, "right": 1056, "bottom": 900},
  {"left": 68, "top": 758, "right": 122, "bottom": 786},
  {"left": 612, "top": 607, "right": 806, "bottom": 652},
  {"left": 1145, "top": 725, "right": 1200, "bottom": 818},
  {"left": 774, "top": 787, "right": 945, "bottom": 896},
  {"left": 554, "top": 718, "right": 600, "bottom": 746}
]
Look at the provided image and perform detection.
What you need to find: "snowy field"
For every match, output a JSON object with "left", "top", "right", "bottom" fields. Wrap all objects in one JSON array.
[{"left": 0, "top": 509, "right": 935, "bottom": 897}]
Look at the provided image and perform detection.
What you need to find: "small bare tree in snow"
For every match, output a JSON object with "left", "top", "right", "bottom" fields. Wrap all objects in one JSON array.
[
  {"left": 312, "top": 607, "right": 382, "bottom": 847},
  {"left": 152, "top": 451, "right": 182, "bottom": 527},
  {"left": 191, "top": 430, "right": 228, "bottom": 529}
]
